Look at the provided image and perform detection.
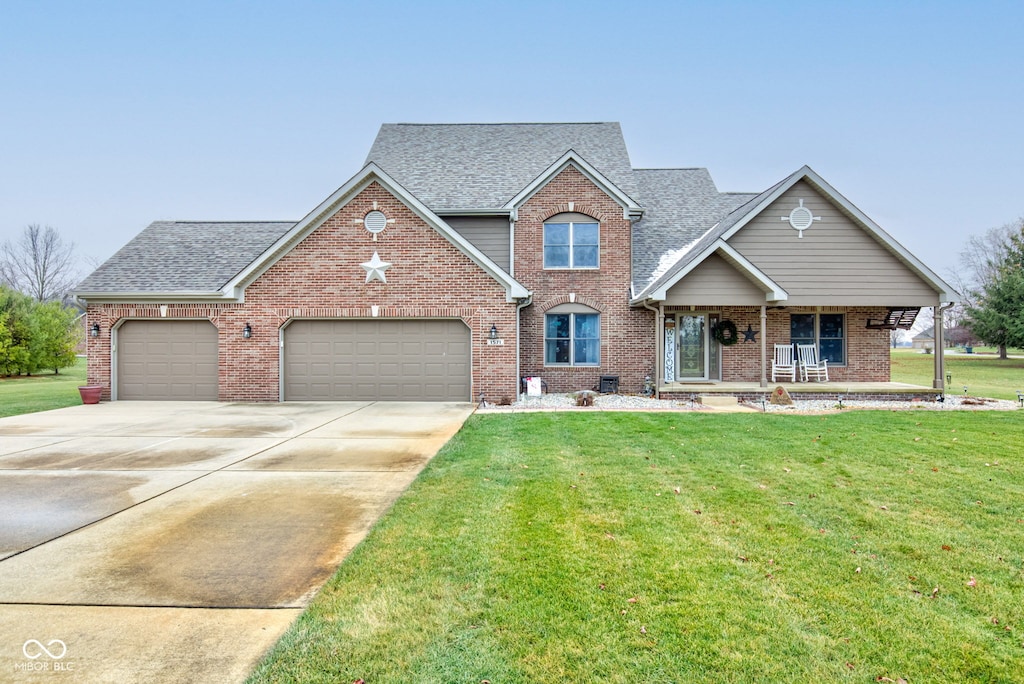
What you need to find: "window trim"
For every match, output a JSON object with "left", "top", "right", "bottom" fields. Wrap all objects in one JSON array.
[
  {"left": 544, "top": 308, "right": 601, "bottom": 367},
  {"left": 790, "top": 312, "right": 846, "bottom": 366},
  {"left": 543, "top": 217, "right": 600, "bottom": 270}
]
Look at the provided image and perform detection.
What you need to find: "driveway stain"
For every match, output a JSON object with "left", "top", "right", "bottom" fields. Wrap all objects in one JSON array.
[
  {"left": 93, "top": 486, "right": 368, "bottom": 607},
  {"left": 239, "top": 440, "right": 430, "bottom": 471},
  {"left": 0, "top": 473, "right": 145, "bottom": 557}
]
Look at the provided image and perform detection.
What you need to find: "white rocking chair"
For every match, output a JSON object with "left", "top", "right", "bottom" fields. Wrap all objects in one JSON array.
[
  {"left": 797, "top": 343, "right": 829, "bottom": 382},
  {"left": 772, "top": 344, "right": 796, "bottom": 382}
]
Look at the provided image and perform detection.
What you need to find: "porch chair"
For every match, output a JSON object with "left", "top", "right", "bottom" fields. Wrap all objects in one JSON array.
[
  {"left": 797, "top": 343, "right": 829, "bottom": 382},
  {"left": 771, "top": 344, "right": 796, "bottom": 382}
]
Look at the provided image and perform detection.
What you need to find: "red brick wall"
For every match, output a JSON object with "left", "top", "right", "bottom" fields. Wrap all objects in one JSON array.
[
  {"left": 85, "top": 181, "right": 520, "bottom": 402},
  {"left": 663, "top": 306, "right": 892, "bottom": 383},
  {"left": 514, "top": 166, "right": 655, "bottom": 393}
]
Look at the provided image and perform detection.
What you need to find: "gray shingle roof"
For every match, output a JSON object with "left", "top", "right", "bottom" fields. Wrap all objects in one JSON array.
[
  {"left": 365, "top": 123, "right": 639, "bottom": 210},
  {"left": 76, "top": 221, "right": 295, "bottom": 293},
  {"left": 631, "top": 168, "right": 757, "bottom": 295}
]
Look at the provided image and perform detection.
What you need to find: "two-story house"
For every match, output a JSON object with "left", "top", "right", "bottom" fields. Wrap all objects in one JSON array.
[{"left": 75, "top": 123, "right": 957, "bottom": 402}]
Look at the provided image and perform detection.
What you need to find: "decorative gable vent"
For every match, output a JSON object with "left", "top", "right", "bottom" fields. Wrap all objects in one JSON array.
[
  {"left": 782, "top": 199, "right": 821, "bottom": 238},
  {"left": 866, "top": 307, "right": 921, "bottom": 330},
  {"left": 364, "top": 210, "right": 388, "bottom": 234}
]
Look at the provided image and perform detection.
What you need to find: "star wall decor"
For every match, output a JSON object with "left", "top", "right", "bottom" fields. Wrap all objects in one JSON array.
[
  {"left": 360, "top": 252, "right": 392, "bottom": 283},
  {"left": 743, "top": 324, "right": 758, "bottom": 343}
]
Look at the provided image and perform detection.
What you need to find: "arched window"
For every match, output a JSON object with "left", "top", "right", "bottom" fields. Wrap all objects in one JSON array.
[
  {"left": 544, "top": 303, "right": 600, "bottom": 366},
  {"left": 543, "top": 213, "right": 599, "bottom": 269}
]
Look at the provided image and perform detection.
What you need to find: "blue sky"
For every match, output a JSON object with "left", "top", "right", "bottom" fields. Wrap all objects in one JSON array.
[{"left": 2, "top": 0, "right": 1021, "bottom": 282}]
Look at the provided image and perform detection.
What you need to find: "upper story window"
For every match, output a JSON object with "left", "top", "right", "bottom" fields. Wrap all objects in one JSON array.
[{"left": 544, "top": 213, "right": 599, "bottom": 269}]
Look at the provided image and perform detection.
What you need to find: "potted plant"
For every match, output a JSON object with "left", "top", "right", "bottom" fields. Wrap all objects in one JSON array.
[{"left": 78, "top": 385, "right": 103, "bottom": 404}]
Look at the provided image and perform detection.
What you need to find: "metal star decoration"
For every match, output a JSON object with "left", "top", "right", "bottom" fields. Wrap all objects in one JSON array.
[
  {"left": 742, "top": 324, "right": 758, "bottom": 343},
  {"left": 360, "top": 252, "right": 392, "bottom": 283}
]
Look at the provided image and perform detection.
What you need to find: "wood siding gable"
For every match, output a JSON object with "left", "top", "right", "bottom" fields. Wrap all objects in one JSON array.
[{"left": 727, "top": 181, "right": 940, "bottom": 305}]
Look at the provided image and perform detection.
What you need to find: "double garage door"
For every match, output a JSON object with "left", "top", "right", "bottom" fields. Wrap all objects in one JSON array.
[
  {"left": 116, "top": 319, "right": 471, "bottom": 402},
  {"left": 284, "top": 319, "right": 470, "bottom": 401}
]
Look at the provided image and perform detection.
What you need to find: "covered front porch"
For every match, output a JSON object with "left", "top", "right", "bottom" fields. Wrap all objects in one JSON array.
[{"left": 658, "top": 379, "right": 941, "bottom": 402}]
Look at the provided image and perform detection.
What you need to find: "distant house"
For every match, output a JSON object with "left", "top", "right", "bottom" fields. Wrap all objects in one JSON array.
[
  {"left": 913, "top": 326, "right": 935, "bottom": 350},
  {"left": 74, "top": 122, "right": 958, "bottom": 402}
]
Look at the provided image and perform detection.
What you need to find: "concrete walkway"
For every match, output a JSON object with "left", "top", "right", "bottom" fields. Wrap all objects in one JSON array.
[{"left": 0, "top": 401, "right": 473, "bottom": 683}]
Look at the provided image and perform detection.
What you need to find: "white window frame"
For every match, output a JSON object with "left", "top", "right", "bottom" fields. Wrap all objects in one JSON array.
[
  {"left": 544, "top": 306, "right": 601, "bottom": 367},
  {"left": 543, "top": 218, "right": 599, "bottom": 269}
]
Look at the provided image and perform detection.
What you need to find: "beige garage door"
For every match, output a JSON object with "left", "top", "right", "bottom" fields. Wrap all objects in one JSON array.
[
  {"left": 117, "top": 320, "right": 218, "bottom": 400},
  {"left": 284, "top": 319, "right": 471, "bottom": 401}
]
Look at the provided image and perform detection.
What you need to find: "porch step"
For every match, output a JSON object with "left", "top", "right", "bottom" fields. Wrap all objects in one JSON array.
[{"left": 697, "top": 395, "right": 738, "bottom": 408}]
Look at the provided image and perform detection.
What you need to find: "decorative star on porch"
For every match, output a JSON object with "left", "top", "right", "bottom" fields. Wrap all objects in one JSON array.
[
  {"left": 743, "top": 324, "right": 758, "bottom": 343},
  {"left": 360, "top": 252, "right": 392, "bottom": 283}
]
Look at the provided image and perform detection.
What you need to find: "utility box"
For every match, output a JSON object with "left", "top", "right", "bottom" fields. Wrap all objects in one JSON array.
[{"left": 599, "top": 375, "right": 619, "bottom": 394}]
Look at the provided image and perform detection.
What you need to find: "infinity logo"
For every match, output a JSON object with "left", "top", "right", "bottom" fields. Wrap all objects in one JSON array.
[{"left": 23, "top": 639, "right": 67, "bottom": 660}]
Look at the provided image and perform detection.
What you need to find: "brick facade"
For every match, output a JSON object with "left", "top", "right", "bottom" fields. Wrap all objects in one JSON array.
[
  {"left": 85, "top": 168, "right": 904, "bottom": 403},
  {"left": 86, "top": 182, "right": 520, "bottom": 402},
  {"left": 514, "top": 167, "right": 654, "bottom": 394}
]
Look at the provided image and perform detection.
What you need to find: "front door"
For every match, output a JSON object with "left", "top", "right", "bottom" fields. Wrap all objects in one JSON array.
[{"left": 667, "top": 314, "right": 721, "bottom": 382}]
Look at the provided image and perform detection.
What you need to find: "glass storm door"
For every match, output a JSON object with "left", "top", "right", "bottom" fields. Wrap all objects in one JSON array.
[
  {"left": 677, "top": 315, "right": 706, "bottom": 379},
  {"left": 674, "top": 314, "right": 722, "bottom": 381}
]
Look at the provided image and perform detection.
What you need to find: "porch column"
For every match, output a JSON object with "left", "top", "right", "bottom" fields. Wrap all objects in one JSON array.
[
  {"left": 760, "top": 305, "right": 768, "bottom": 387},
  {"left": 934, "top": 301, "right": 945, "bottom": 390},
  {"left": 656, "top": 304, "right": 665, "bottom": 389}
]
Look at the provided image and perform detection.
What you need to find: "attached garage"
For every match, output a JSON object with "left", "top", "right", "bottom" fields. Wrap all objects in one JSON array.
[
  {"left": 283, "top": 319, "right": 471, "bottom": 401},
  {"left": 116, "top": 320, "right": 219, "bottom": 400}
]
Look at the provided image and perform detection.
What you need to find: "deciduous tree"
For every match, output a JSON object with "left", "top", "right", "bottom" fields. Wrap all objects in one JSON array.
[{"left": 0, "top": 224, "right": 78, "bottom": 302}]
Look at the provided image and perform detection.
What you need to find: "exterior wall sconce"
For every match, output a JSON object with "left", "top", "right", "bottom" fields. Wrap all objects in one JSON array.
[
  {"left": 243, "top": 323, "right": 252, "bottom": 339},
  {"left": 489, "top": 324, "right": 498, "bottom": 340},
  {"left": 90, "top": 323, "right": 100, "bottom": 338}
]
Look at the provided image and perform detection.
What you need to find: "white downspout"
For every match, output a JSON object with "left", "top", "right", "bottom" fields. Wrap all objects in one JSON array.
[
  {"left": 515, "top": 295, "right": 532, "bottom": 399},
  {"left": 641, "top": 300, "right": 662, "bottom": 398}
]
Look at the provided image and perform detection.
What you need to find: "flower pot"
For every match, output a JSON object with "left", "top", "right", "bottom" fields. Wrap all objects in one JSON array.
[{"left": 78, "top": 385, "right": 103, "bottom": 405}]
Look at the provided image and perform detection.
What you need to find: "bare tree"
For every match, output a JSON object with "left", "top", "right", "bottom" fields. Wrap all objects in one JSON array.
[
  {"left": 947, "top": 218, "right": 1022, "bottom": 309},
  {"left": 0, "top": 225, "right": 79, "bottom": 302}
]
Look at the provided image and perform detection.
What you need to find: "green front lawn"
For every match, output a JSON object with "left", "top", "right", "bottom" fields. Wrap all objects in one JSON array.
[
  {"left": 250, "top": 412, "right": 1024, "bottom": 683},
  {"left": 892, "top": 348, "right": 1024, "bottom": 401},
  {"left": 0, "top": 356, "right": 87, "bottom": 417}
]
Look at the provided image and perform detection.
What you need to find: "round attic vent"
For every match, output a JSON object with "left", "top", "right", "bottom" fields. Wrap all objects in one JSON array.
[
  {"left": 364, "top": 210, "right": 387, "bottom": 234},
  {"left": 788, "top": 205, "right": 814, "bottom": 230}
]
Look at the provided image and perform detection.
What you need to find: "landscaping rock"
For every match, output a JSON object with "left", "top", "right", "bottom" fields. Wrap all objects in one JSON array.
[{"left": 769, "top": 385, "right": 794, "bottom": 406}]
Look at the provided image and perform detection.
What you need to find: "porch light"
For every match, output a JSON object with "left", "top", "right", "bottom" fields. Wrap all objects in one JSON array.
[
  {"left": 489, "top": 324, "right": 498, "bottom": 340},
  {"left": 243, "top": 323, "right": 252, "bottom": 339},
  {"left": 90, "top": 323, "right": 100, "bottom": 338}
]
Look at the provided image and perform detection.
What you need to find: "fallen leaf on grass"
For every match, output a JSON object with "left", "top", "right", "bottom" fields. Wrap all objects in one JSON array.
[
  {"left": 599, "top": 583, "right": 606, "bottom": 590},
  {"left": 738, "top": 556, "right": 748, "bottom": 562},
  {"left": 913, "top": 437, "right": 922, "bottom": 442},
  {"left": 942, "top": 544, "right": 952, "bottom": 551},
  {"left": 605, "top": 533, "right": 615, "bottom": 540},
  {"left": 879, "top": 505, "right": 888, "bottom": 510},
  {"left": 627, "top": 597, "right": 638, "bottom": 604},
  {"left": 855, "top": 567, "right": 861, "bottom": 573},
  {"left": 967, "top": 577, "right": 977, "bottom": 587},
  {"left": 783, "top": 467, "right": 791, "bottom": 473},
  {"left": 931, "top": 587, "right": 940, "bottom": 598},
  {"left": 640, "top": 626, "right": 647, "bottom": 634},
  {"left": 846, "top": 662, "right": 855, "bottom": 670},
  {"left": 673, "top": 487, "right": 681, "bottom": 495},
  {"left": 783, "top": 501, "right": 796, "bottom": 506},
  {"left": 693, "top": 509, "right": 702, "bottom": 515}
]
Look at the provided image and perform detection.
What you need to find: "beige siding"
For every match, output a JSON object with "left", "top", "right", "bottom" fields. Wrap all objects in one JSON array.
[
  {"left": 664, "top": 253, "right": 768, "bottom": 305},
  {"left": 727, "top": 181, "right": 939, "bottom": 305},
  {"left": 443, "top": 216, "right": 510, "bottom": 272}
]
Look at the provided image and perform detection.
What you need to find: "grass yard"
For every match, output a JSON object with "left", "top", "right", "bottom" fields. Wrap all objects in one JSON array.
[
  {"left": 249, "top": 411, "right": 1024, "bottom": 684},
  {"left": 892, "top": 348, "right": 1024, "bottom": 401},
  {"left": 0, "top": 356, "right": 88, "bottom": 418}
]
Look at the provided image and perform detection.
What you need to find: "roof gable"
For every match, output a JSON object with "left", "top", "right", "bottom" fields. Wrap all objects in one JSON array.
[
  {"left": 365, "top": 123, "right": 639, "bottom": 211},
  {"left": 503, "top": 150, "right": 642, "bottom": 220},
  {"left": 634, "top": 166, "right": 958, "bottom": 303},
  {"left": 228, "top": 163, "right": 530, "bottom": 301}
]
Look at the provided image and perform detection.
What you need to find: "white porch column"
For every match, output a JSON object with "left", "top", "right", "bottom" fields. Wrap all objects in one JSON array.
[
  {"left": 934, "top": 301, "right": 946, "bottom": 390},
  {"left": 760, "top": 305, "right": 768, "bottom": 387}
]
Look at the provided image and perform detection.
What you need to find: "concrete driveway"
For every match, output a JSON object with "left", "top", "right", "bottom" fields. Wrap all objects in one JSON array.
[{"left": 0, "top": 401, "right": 474, "bottom": 682}]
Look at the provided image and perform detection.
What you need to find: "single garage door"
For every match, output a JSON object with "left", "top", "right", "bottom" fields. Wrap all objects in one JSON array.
[
  {"left": 284, "top": 319, "right": 470, "bottom": 401},
  {"left": 117, "top": 320, "right": 219, "bottom": 400}
]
